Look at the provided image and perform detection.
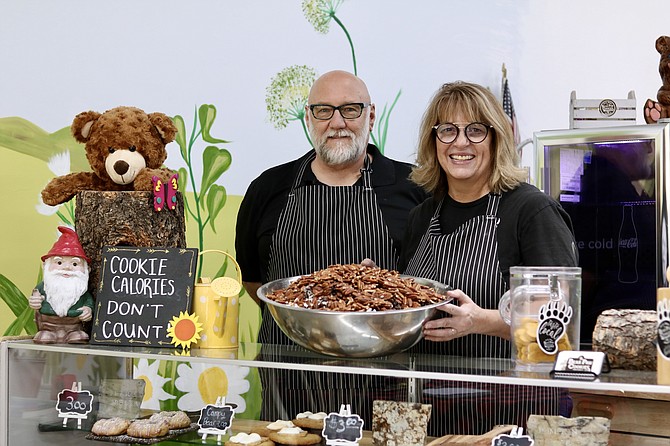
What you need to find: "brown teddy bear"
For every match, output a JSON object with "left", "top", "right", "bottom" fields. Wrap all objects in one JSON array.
[
  {"left": 41, "top": 106, "right": 179, "bottom": 211},
  {"left": 644, "top": 35, "right": 670, "bottom": 124}
]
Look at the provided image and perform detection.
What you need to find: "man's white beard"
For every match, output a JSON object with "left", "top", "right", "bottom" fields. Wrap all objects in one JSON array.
[
  {"left": 309, "top": 114, "right": 370, "bottom": 166},
  {"left": 43, "top": 265, "right": 89, "bottom": 317}
]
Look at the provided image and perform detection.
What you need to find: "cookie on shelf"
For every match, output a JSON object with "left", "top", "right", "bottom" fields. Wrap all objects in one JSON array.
[
  {"left": 292, "top": 411, "right": 327, "bottom": 431},
  {"left": 149, "top": 410, "right": 192, "bottom": 429},
  {"left": 268, "top": 427, "right": 322, "bottom": 446},
  {"left": 127, "top": 418, "right": 170, "bottom": 438},
  {"left": 225, "top": 432, "right": 275, "bottom": 446},
  {"left": 251, "top": 419, "right": 296, "bottom": 438},
  {"left": 91, "top": 417, "right": 131, "bottom": 436}
]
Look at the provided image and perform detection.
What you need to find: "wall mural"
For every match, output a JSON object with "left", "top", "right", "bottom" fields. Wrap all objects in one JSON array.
[
  {"left": 0, "top": 0, "right": 403, "bottom": 420},
  {"left": 2, "top": 0, "right": 668, "bottom": 423}
]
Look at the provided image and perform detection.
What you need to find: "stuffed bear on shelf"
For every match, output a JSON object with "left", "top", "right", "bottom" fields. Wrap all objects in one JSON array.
[
  {"left": 41, "top": 106, "right": 179, "bottom": 211},
  {"left": 644, "top": 35, "right": 670, "bottom": 124}
]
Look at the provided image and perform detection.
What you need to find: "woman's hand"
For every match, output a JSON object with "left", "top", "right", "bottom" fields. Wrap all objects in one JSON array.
[{"left": 422, "top": 289, "right": 511, "bottom": 341}]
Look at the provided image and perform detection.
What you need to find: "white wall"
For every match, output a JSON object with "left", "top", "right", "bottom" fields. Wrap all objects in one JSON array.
[{"left": 2, "top": 0, "right": 668, "bottom": 194}]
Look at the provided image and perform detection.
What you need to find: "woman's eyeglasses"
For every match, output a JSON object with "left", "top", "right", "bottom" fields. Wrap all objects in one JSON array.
[{"left": 432, "top": 122, "right": 493, "bottom": 144}]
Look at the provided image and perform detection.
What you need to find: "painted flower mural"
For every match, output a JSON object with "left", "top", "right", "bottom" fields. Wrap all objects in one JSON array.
[
  {"left": 172, "top": 104, "right": 233, "bottom": 278},
  {"left": 133, "top": 358, "right": 176, "bottom": 411},
  {"left": 36, "top": 151, "right": 75, "bottom": 226},
  {"left": 174, "top": 362, "right": 251, "bottom": 413},
  {"left": 266, "top": 65, "right": 318, "bottom": 145},
  {"left": 302, "top": 0, "right": 357, "bottom": 75},
  {"left": 266, "top": 1, "right": 402, "bottom": 154}
]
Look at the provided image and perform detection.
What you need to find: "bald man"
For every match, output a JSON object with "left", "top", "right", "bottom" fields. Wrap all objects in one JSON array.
[{"left": 235, "top": 70, "right": 428, "bottom": 422}]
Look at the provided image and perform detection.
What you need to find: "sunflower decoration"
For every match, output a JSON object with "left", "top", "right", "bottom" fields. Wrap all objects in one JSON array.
[{"left": 167, "top": 311, "right": 204, "bottom": 350}]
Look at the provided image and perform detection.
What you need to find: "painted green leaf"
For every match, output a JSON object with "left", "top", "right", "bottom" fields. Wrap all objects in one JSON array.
[
  {"left": 177, "top": 167, "right": 188, "bottom": 193},
  {"left": 172, "top": 115, "right": 188, "bottom": 161},
  {"left": 200, "top": 146, "right": 231, "bottom": 205},
  {"left": 206, "top": 184, "right": 227, "bottom": 233},
  {"left": 213, "top": 255, "right": 229, "bottom": 280},
  {"left": 4, "top": 306, "right": 36, "bottom": 336},
  {"left": 198, "top": 104, "right": 231, "bottom": 144},
  {"left": 0, "top": 274, "right": 37, "bottom": 336},
  {"left": 0, "top": 273, "right": 29, "bottom": 317}
]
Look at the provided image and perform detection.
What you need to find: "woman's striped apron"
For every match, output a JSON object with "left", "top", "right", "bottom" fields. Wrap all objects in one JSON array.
[{"left": 404, "top": 194, "right": 564, "bottom": 435}]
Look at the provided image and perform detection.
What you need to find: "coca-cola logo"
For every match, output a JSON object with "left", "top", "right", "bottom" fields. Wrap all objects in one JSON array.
[{"left": 619, "top": 237, "right": 638, "bottom": 248}]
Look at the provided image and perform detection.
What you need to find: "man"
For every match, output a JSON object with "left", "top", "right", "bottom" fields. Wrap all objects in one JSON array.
[
  {"left": 29, "top": 226, "right": 94, "bottom": 344},
  {"left": 235, "top": 70, "right": 428, "bottom": 421}
]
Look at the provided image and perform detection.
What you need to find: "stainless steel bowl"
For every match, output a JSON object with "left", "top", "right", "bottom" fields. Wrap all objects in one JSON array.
[{"left": 257, "top": 275, "right": 453, "bottom": 358}]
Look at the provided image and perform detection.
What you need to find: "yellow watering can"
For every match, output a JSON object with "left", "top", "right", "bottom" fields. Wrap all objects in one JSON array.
[{"left": 193, "top": 250, "right": 242, "bottom": 349}]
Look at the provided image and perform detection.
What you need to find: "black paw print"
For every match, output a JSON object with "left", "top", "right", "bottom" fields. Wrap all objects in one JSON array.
[
  {"left": 537, "top": 300, "right": 573, "bottom": 355},
  {"left": 658, "top": 299, "right": 670, "bottom": 358}
]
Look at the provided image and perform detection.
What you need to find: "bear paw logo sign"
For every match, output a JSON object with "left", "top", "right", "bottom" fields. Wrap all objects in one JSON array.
[{"left": 536, "top": 300, "right": 573, "bottom": 355}]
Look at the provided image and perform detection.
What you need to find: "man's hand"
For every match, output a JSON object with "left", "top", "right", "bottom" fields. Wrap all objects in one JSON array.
[
  {"left": 78, "top": 306, "right": 93, "bottom": 322},
  {"left": 28, "top": 289, "right": 44, "bottom": 310}
]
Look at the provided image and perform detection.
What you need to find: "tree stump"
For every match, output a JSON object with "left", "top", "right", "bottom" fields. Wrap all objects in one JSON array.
[
  {"left": 592, "top": 309, "right": 657, "bottom": 370},
  {"left": 75, "top": 191, "right": 187, "bottom": 296}
]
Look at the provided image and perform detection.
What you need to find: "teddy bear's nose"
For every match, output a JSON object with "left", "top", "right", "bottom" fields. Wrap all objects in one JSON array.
[{"left": 114, "top": 160, "right": 130, "bottom": 175}]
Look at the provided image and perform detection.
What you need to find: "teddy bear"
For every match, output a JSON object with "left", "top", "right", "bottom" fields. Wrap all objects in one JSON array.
[
  {"left": 644, "top": 35, "right": 670, "bottom": 124},
  {"left": 41, "top": 106, "right": 179, "bottom": 211}
]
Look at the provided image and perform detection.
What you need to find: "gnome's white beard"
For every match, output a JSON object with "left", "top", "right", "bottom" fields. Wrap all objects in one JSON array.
[{"left": 43, "top": 262, "right": 89, "bottom": 317}]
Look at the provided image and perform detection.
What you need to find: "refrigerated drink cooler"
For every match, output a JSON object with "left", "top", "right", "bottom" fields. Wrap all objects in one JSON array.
[{"left": 534, "top": 123, "right": 670, "bottom": 348}]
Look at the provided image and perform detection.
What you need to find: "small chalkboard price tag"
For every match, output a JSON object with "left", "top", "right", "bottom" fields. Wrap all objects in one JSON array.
[
  {"left": 491, "top": 426, "right": 534, "bottom": 446},
  {"left": 322, "top": 404, "right": 364, "bottom": 445},
  {"left": 197, "top": 396, "right": 235, "bottom": 443},
  {"left": 91, "top": 246, "right": 198, "bottom": 347},
  {"left": 55, "top": 382, "right": 93, "bottom": 429}
]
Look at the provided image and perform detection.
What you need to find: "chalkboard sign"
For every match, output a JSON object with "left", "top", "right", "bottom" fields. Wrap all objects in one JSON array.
[
  {"left": 56, "top": 388, "right": 94, "bottom": 416},
  {"left": 91, "top": 246, "right": 198, "bottom": 347},
  {"left": 197, "top": 404, "right": 235, "bottom": 432},
  {"left": 492, "top": 433, "right": 534, "bottom": 446},
  {"left": 322, "top": 413, "right": 363, "bottom": 443}
]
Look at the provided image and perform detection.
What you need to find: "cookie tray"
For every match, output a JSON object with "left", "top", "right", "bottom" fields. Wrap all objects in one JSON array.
[{"left": 85, "top": 423, "right": 199, "bottom": 444}]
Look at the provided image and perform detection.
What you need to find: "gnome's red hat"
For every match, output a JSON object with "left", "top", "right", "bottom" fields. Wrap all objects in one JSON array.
[{"left": 41, "top": 226, "right": 91, "bottom": 263}]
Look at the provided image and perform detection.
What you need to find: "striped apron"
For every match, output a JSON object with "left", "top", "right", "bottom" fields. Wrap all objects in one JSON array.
[
  {"left": 260, "top": 151, "right": 398, "bottom": 423},
  {"left": 404, "top": 194, "right": 563, "bottom": 436}
]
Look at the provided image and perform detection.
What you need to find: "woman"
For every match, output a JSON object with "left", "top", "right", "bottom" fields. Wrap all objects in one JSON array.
[{"left": 400, "top": 81, "right": 578, "bottom": 435}]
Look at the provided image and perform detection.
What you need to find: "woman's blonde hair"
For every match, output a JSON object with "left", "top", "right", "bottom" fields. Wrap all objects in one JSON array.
[{"left": 411, "top": 81, "right": 527, "bottom": 197}]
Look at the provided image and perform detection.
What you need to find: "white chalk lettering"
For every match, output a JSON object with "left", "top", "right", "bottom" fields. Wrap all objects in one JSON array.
[
  {"left": 109, "top": 256, "right": 169, "bottom": 276},
  {"left": 101, "top": 320, "right": 163, "bottom": 339},
  {"left": 106, "top": 301, "right": 164, "bottom": 317},
  {"left": 110, "top": 276, "right": 175, "bottom": 298}
]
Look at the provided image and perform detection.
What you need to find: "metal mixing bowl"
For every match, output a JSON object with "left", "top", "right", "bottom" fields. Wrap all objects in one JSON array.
[{"left": 257, "top": 275, "right": 453, "bottom": 358}]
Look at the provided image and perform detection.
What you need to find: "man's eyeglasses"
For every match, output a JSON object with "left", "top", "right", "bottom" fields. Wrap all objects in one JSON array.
[
  {"left": 432, "top": 122, "right": 493, "bottom": 144},
  {"left": 308, "top": 103, "right": 370, "bottom": 120}
]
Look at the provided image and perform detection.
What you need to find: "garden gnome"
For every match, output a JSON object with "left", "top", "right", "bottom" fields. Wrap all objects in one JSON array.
[{"left": 29, "top": 226, "right": 93, "bottom": 344}]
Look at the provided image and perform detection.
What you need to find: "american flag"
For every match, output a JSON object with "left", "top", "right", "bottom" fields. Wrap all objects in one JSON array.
[{"left": 502, "top": 77, "right": 520, "bottom": 146}]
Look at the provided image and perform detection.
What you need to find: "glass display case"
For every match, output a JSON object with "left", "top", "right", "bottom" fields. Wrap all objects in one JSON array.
[
  {"left": 534, "top": 123, "right": 670, "bottom": 346},
  {"left": 3, "top": 340, "right": 670, "bottom": 445}
]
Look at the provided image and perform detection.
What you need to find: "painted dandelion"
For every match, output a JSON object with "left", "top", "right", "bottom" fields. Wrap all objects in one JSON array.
[
  {"left": 301, "top": 0, "right": 357, "bottom": 75},
  {"left": 302, "top": 0, "right": 340, "bottom": 34},
  {"left": 266, "top": 65, "right": 317, "bottom": 145}
]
